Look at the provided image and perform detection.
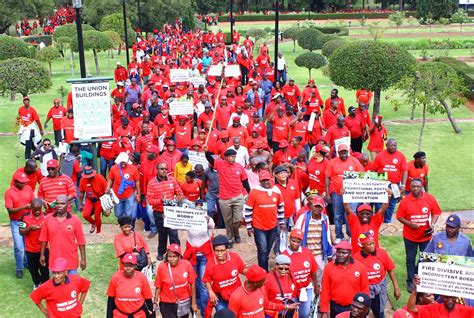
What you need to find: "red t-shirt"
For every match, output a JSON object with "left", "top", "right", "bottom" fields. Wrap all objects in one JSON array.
[
  {"left": 39, "top": 213, "right": 86, "bottom": 270},
  {"left": 271, "top": 116, "right": 290, "bottom": 142},
  {"left": 246, "top": 188, "right": 283, "bottom": 230},
  {"left": 272, "top": 150, "right": 293, "bottom": 166},
  {"left": 307, "top": 158, "right": 328, "bottom": 195},
  {"left": 264, "top": 272, "right": 297, "bottom": 316},
  {"left": 174, "top": 122, "right": 193, "bottom": 149},
  {"left": 30, "top": 274, "right": 90, "bottom": 318},
  {"left": 20, "top": 212, "right": 47, "bottom": 252},
  {"left": 229, "top": 286, "right": 266, "bottom": 318},
  {"left": 11, "top": 167, "right": 43, "bottom": 190},
  {"left": 373, "top": 150, "right": 408, "bottom": 184},
  {"left": 214, "top": 159, "right": 247, "bottom": 200},
  {"left": 282, "top": 247, "right": 318, "bottom": 288},
  {"left": 325, "top": 125, "right": 351, "bottom": 147},
  {"left": 321, "top": 108, "right": 341, "bottom": 129},
  {"left": 106, "top": 270, "right": 153, "bottom": 315},
  {"left": 367, "top": 125, "right": 387, "bottom": 152},
  {"left": 325, "top": 157, "right": 364, "bottom": 195},
  {"left": 406, "top": 160, "right": 429, "bottom": 191},
  {"left": 290, "top": 120, "right": 309, "bottom": 144},
  {"left": 108, "top": 164, "right": 140, "bottom": 200},
  {"left": 324, "top": 97, "right": 346, "bottom": 116},
  {"left": 353, "top": 248, "right": 395, "bottom": 285},
  {"left": 154, "top": 260, "right": 197, "bottom": 303},
  {"left": 347, "top": 211, "right": 384, "bottom": 254},
  {"left": 99, "top": 140, "right": 116, "bottom": 160},
  {"left": 275, "top": 179, "right": 300, "bottom": 218},
  {"left": 344, "top": 115, "right": 364, "bottom": 139},
  {"left": 281, "top": 85, "right": 301, "bottom": 107},
  {"left": 180, "top": 180, "right": 202, "bottom": 202},
  {"left": 417, "top": 303, "right": 474, "bottom": 318},
  {"left": 38, "top": 176, "right": 77, "bottom": 214},
  {"left": 396, "top": 192, "right": 442, "bottom": 242},
  {"left": 202, "top": 252, "right": 246, "bottom": 301},
  {"left": 4, "top": 185, "right": 34, "bottom": 220},
  {"left": 61, "top": 117, "right": 75, "bottom": 143},
  {"left": 18, "top": 106, "right": 42, "bottom": 129},
  {"left": 47, "top": 106, "right": 67, "bottom": 130}
]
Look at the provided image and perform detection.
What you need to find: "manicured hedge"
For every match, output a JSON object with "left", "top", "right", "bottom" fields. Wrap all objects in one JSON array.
[
  {"left": 219, "top": 11, "right": 416, "bottom": 22},
  {"left": 23, "top": 35, "right": 53, "bottom": 46},
  {"left": 237, "top": 26, "right": 348, "bottom": 37},
  {"left": 392, "top": 39, "right": 474, "bottom": 50},
  {"left": 434, "top": 57, "right": 474, "bottom": 100}
]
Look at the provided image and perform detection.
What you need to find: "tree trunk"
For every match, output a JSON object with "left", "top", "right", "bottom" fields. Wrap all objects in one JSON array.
[
  {"left": 48, "top": 62, "right": 52, "bottom": 76},
  {"left": 63, "top": 49, "right": 67, "bottom": 73},
  {"left": 293, "top": 40, "right": 295, "bottom": 52},
  {"left": 418, "top": 103, "right": 426, "bottom": 150},
  {"left": 118, "top": 44, "right": 122, "bottom": 56},
  {"left": 70, "top": 50, "right": 75, "bottom": 76},
  {"left": 93, "top": 49, "right": 100, "bottom": 74},
  {"left": 372, "top": 88, "right": 381, "bottom": 118},
  {"left": 308, "top": 68, "right": 312, "bottom": 79},
  {"left": 399, "top": 0, "right": 403, "bottom": 11},
  {"left": 439, "top": 99, "right": 462, "bottom": 133},
  {"left": 10, "top": 90, "right": 16, "bottom": 101}
]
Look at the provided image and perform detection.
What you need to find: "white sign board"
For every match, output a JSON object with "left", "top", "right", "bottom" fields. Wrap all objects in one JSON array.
[
  {"left": 207, "top": 64, "right": 223, "bottom": 76},
  {"left": 164, "top": 206, "right": 207, "bottom": 231},
  {"left": 343, "top": 172, "right": 389, "bottom": 203},
  {"left": 169, "top": 100, "right": 194, "bottom": 116},
  {"left": 72, "top": 82, "right": 111, "bottom": 138},
  {"left": 190, "top": 76, "right": 207, "bottom": 87},
  {"left": 334, "top": 137, "right": 351, "bottom": 156},
  {"left": 170, "top": 69, "right": 190, "bottom": 83},
  {"left": 224, "top": 64, "right": 241, "bottom": 78},
  {"left": 418, "top": 253, "right": 474, "bottom": 299},
  {"left": 188, "top": 150, "right": 209, "bottom": 168}
]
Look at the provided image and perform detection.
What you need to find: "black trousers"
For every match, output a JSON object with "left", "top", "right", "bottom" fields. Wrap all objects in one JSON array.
[
  {"left": 154, "top": 212, "right": 180, "bottom": 257},
  {"left": 159, "top": 302, "right": 189, "bottom": 318},
  {"left": 371, "top": 293, "right": 384, "bottom": 318},
  {"left": 351, "top": 136, "right": 364, "bottom": 153},
  {"left": 26, "top": 250, "right": 49, "bottom": 286},
  {"left": 330, "top": 301, "right": 351, "bottom": 318},
  {"left": 24, "top": 130, "right": 37, "bottom": 159},
  {"left": 53, "top": 130, "right": 62, "bottom": 146}
]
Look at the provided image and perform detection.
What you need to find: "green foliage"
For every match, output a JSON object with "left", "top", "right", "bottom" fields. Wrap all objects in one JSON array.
[
  {"left": 438, "top": 17, "right": 450, "bottom": 25},
  {"left": 434, "top": 57, "right": 474, "bottom": 99},
  {"left": 321, "top": 39, "right": 348, "bottom": 58},
  {"left": 23, "top": 35, "right": 53, "bottom": 46},
  {"left": 374, "top": 0, "right": 398, "bottom": 10},
  {"left": 294, "top": 52, "right": 327, "bottom": 78},
  {"left": 392, "top": 39, "right": 474, "bottom": 51},
  {"left": 103, "top": 30, "right": 121, "bottom": 47},
  {"left": 282, "top": 27, "right": 300, "bottom": 52},
  {"left": 297, "top": 28, "right": 323, "bottom": 52},
  {"left": 450, "top": 9, "right": 469, "bottom": 31},
  {"left": 82, "top": 0, "right": 137, "bottom": 29},
  {"left": 53, "top": 23, "right": 95, "bottom": 41},
  {"left": 55, "top": 36, "right": 71, "bottom": 50},
  {"left": 246, "top": 29, "right": 268, "bottom": 46},
  {"left": 329, "top": 41, "right": 416, "bottom": 115},
  {"left": 313, "top": 34, "right": 338, "bottom": 51},
  {"left": 0, "top": 36, "right": 32, "bottom": 60},
  {"left": 0, "top": 57, "right": 51, "bottom": 97},
  {"left": 36, "top": 46, "right": 61, "bottom": 75},
  {"left": 193, "top": 0, "right": 220, "bottom": 15},
  {"left": 99, "top": 13, "right": 135, "bottom": 44},
  {"left": 0, "top": 0, "right": 54, "bottom": 33},
  {"left": 388, "top": 11, "right": 406, "bottom": 33},
  {"left": 416, "top": 0, "right": 458, "bottom": 21},
  {"left": 367, "top": 22, "right": 385, "bottom": 41},
  {"left": 70, "top": 30, "right": 114, "bottom": 53}
]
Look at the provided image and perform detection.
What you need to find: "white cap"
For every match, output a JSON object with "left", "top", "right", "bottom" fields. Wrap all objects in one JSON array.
[
  {"left": 115, "top": 152, "right": 129, "bottom": 164},
  {"left": 116, "top": 61, "right": 122, "bottom": 66}
]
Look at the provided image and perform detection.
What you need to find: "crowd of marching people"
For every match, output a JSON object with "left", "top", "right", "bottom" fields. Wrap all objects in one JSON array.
[{"left": 6, "top": 18, "right": 473, "bottom": 318}]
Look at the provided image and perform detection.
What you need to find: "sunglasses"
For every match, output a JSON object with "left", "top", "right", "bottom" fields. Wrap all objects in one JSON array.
[
  {"left": 43, "top": 143, "right": 51, "bottom": 146},
  {"left": 158, "top": 167, "right": 168, "bottom": 170},
  {"left": 277, "top": 266, "right": 290, "bottom": 271},
  {"left": 47, "top": 167, "right": 56, "bottom": 171}
]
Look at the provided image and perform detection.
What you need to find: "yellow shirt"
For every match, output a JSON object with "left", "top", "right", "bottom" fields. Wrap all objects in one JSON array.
[{"left": 174, "top": 162, "right": 193, "bottom": 184}]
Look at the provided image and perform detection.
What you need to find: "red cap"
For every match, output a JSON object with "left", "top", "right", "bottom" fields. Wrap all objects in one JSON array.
[
  {"left": 199, "top": 129, "right": 207, "bottom": 134},
  {"left": 308, "top": 196, "right": 325, "bottom": 207},
  {"left": 142, "top": 110, "right": 150, "bottom": 117},
  {"left": 232, "top": 116, "right": 241, "bottom": 122},
  {"left": 335, "top": 240, "right": 352, "bottom": 251},
  {"left": 279, "top": 140, "right": 289, "bottom": 148},
  {"left": 178, "top": 115, "right": 188, "bottom": 121},
  {"left": 167, "top": 244, "right": 182, "bottom": 256},
  {"left": 352, "top": 152, "right": 363, "bottom": 160},
  {"left": 258, "top": 170, "right": 272, "bottom": 181},
  {"left": 338, "top": 144, "right": 349, "bottom": 152},
  {"left": 191, "top": 140, "right": 202, "bottom": 147},
  {"left": 147, "top": 145, "right": 160, "bottom": 153},
  {"left": 121, "top": 253, "right": 138, "bottom": 265},
  {"left": 23, "top": 95, "right": 30, "bottom": 101},
  {"left": 50, "top": 258, "right": 68, "bottom": 272},
  {"left": 290, "top": 228, "right": 304, "bottom": 240},
  {"left": 13, "top": 171, "right": 29, "bottom": 183},
  {"left": 132, "top": 103, "right": 140, "bottom": 109},
  {"left": 315, "top": 144, "right": 327, "bottom": 153},
  {"left": 308, "top": 79, "right": 315, "bottom": 84},
  {"left": 358, "top": 231, "right": 375, "bottom": 247},
  {"left": 393, "top": 309, "right": 413, "bottom": 318},
  {"left": 166, "top": 140, "right": 176, "bottom": 146},
  {"left": 356, "top": 204, "right": 372, "bottom": 213},
  {"left": 375, "top": 115, "right": 383, "bottom": 120},
  {"left": 53, "top": 98, "right": 61, "bottom": 103},
  {"left": 246, "top": 264, "right": 267, "bottom": 282},
  {"left": 46, "top": 159, "right": 59, "bottom": 169}
]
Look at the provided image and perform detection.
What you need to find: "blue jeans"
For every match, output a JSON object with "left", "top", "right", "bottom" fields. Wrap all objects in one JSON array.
[
  {"left": 375, "top": 183, "right": 398, "bottom": 223},
  {"left": 10, "top": 220, "right": 26, "bottom": 271},
  {"left": 293, "top": 287, "right": 314, "bottom": 318},
  {"left": 254, "top": 227, "right": 278, "bottom": 271},
  {"left": 100, "top": 157, "right": 115, "bottom": 177},
  {"left": 193, "top": 254, "right": 209, "bottom": 316},
  {"left": 403, "top": 238, "right": 429, "bottom": 287},
  {"left": 332, "top": 192, "right": 350, "bottom": 239},
  {"left": 68, "top": 269, "right": 78, "bottom": 275},
  {"left": 215, "top": 296, "right": 229, "bottom": 311},
  {"left": 206, "top": 193, "right": 224, "bottom": 228},
  {"left": 277, "top": 70, "right": 287, "bottom": 84},
  {"left": 146, "top": 203, "right": 157, "bottom": 234},
  {"left": 114, "top": 193, "right": 137, "bottom": 220}
]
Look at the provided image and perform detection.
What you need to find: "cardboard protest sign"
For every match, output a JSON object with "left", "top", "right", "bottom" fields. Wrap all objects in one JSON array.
[
  {"left": 207, "top": 64, "right": 223, "bottom": 76},
  {"left": 334, "top": 137, "right": 351, "bottom": 156},
  {"left": 169, "top": 100, "right": 194, "bottom": 116},
  {"left": 170, "top": 69, "right": 190, "bottom": 83},
  {"left": 164, "top": 206, "right": 207, "bottom": 231},
  {"left": 343, "top": 172, "right": 389, "bottom": 203},
  {"left": 224, "top": 64, "right": 241, "bottom": 77},
  {"left": 417, "top": 252, "right": 474, "bottom": 299},
  {"left": 188, "top": 151, "right": 208, "bottom": 168}
]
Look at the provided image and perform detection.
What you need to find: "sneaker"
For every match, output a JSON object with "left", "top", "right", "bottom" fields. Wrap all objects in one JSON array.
[
  {"left": 148, "top": 231, "right": 158, "bottom": 239},
  {"left": 156, "top": 255, "right": 164, "bottom": 262},
  {"left": 235, "top": 236, "right": 241, "bottom": 243},
  {"left": 407, "top": 282, "right": 415, "bottom": 293},
  {"left": 228, "top": 242, "right": 233, "bottom": 249},
  {"left": 334, "top": 238, "right": 342, "bottom": 245},
  {"left": 34, "top": 284, "right": 39, "bottom": 290},
  {"left": 16, "top": 270, "right": 23, "bottom": 278}
]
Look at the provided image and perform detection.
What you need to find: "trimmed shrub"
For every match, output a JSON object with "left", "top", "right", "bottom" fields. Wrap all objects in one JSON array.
[
  {"left": 0, "top": 35, "right": 32, "bottom": 60},
  {"left": 297, "top": 28, "right": 323, "bottom": 52},
  {"left": 434, "top": 57, "right": 474, "bottom": 99},
  {"left": 314, "top": 34, "right": 338, "bottom": 50},
  {"left": 322, "top": 39, "right": 348, "bottom": 58}
]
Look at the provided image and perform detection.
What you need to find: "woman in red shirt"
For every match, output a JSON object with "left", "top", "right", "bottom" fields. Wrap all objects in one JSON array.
[
  {"left": 180, "top": 171, "right": 202, "bottom": 202},
  {"left": 113, "top": 216, "right": 151, "bottom": 270},
  {"left": 106, "top": 253, "right": 154, "bottom": 318},
  {"left": 154, "top": 244, "right": 198, "bottom": 317},
  {"left": 367, "top": 115, "right": 387, "bottom": 160},
  {"left": 78, "top": 167, "right": 107, "bottom": 234}
]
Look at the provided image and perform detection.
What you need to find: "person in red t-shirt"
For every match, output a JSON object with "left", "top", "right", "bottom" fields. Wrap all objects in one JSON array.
[
  {"left": 324, "top": 89, "right": 346, "bottom": 116},
  {"left": 61, "top": 109, "right": 76, "bottom": 144},
  {"left": 106, "top": 253, "right": 154, "bottom": 317},
  {"left": 353, "top": 232, "right": 401, "bottom": 318},
  {"left": 334, "top": 293, "right": 371, "bottom": 318},
  {"left": 345, "top": 106, "right": 365, "bottom": 153},
  {"left": 11, "top": 159, "right": 43, "bottom": 191},
  {"left": 356, "top": 89, "right": 372, "bottom": 106},
  {"left": 30, "top": 257, "right": 90, "bottom": 317},
  {"left": 180, "top": 171, "right": 202, "bottom": 202},
  {"left": 244, "top": 170, "right": 284, "bottom": 271},
  {"left": 367, "top": 115, "right": 387, "bottom": 159},
  {"left": 19, "top": 198, "right": 49, "bottom": 288},
  {"left": 78, "top": 167, "right": 107, "bottom": 234},
  {"left": 325, "top": 115, "right": 351, "bottom": 148},
  {"left": 406, "top": 151, "right": 429, "bottom": 193},
  {"left": 17, "top": 96, "right": 44, "bottom": 159},
  {"left": 396, "top": 178, "right": 441, "bottom": 293},
  {"left": 44, "top": 98, "right": 67, "bottom": 146}
]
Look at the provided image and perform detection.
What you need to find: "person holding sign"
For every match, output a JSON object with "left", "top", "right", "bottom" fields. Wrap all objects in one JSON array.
[{"left": 396, "top": 178, "right": 441, "bottom": 293}]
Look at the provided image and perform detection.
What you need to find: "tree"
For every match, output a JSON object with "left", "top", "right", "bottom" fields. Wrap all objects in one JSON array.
[
  {"left": 450, "top": 9, "right": 468, "bottom": 32},
  {"left": 416, "top": 0, "right": 457, "bottom": 21},
  {"left": 55, "top": 36, "right": 71, "bottom": 73},
  {"left": 392, "top": 62, "right": 466, "bottom": 147},
  {"left": 0, "top": 57, "right": 51, "bottom": 100},
  {"left": 313, "top": 34, "right": 338, "bottom": 51},
  {"left": 0, "top": 0, "right": 54, "bottom": 34},
  {"left": 70, "top": 30, "right": 114, "bottom": 74},
  {"left": 246, "top": 29, "right": 268, "bottom": 51},
  {"left": 297, "top": 28, "right": 323, "bottom": 52},
  {"left": 36, "top": 46, "right": 61, "bottom": 75},
  {"left": 103, "top": 30, "right": 121, "bottom": 59},
  {"left": 329, "top": 41, "right": 416, "bottom": 116},
  {"left": 374, "top": 0, "right": 398, "bottom": 10},
  {"left": 389, "top": 11, "right": 406, "bottom": 34},
  {"left": 99, "top": 13, "right": 135, "bottom": 49},
  {"left": 321, "top": 39, "right": 347, "bottom": 58},
  {"left": 295, "top": 52, "right": 327, "bottom": 79},
  {"left": 53, "top": 23, "right": 95, "bottom": 40},
  {"left": 282, "top": 26, "right": 299, "bottom": 53},
  {"left": 83, "top": 0, "right": 137, "bottom": 30},
  {"left": 0, "top": 36, "right": 32, "bottom": 60},
  {"left": 193, "top": 0, "right": 221, "bottom": 14}
]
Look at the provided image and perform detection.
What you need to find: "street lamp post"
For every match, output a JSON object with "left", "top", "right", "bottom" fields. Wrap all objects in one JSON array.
[
  {"left": 230, "top": 0, "right": 234, "bottom": 43},
  {"left": 72, "top": 0, "right": 86, "bottom": 78},
  {"left": 274, "top": 0, "right": 279, "bottom": 84},
  {"left": 137, "top": 0, "right": 141, "bottom": 34},
  {"left": 122, "top": 0, "right": 130, "bottom": 66}
]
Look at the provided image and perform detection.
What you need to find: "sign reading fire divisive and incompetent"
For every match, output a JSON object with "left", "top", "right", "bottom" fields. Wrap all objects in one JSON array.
[
  {"left": 72, "top": 82, "right": 111, "bottom": 138},
  {"left": 417, "top": 252, "right": 474, "bottom": 299},
  {"left": 164, "top": 206, "right": 207, "bottom": 231},
  {"left": 343, "top": 171, "right": 389, "bottom": 203}
]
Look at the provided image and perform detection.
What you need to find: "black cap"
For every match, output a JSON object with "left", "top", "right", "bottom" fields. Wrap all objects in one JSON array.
[
  {"left": 413, "top": 151, "right": 426, "bottom": 159},
  {"left": 353, "top": 293, "right": 371, "bottom": 307},
  {"left": 212, "top": 235, "right": 230, "bottom": 247},
  {"left": 214, "top": 309, "right": 236, "bottom": 318},
  {"left": 273, "top": 165, "right": 288, "bottom": 174},
  {"left": 224, "top": 149, "right": 237, "bottom": 157}
]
